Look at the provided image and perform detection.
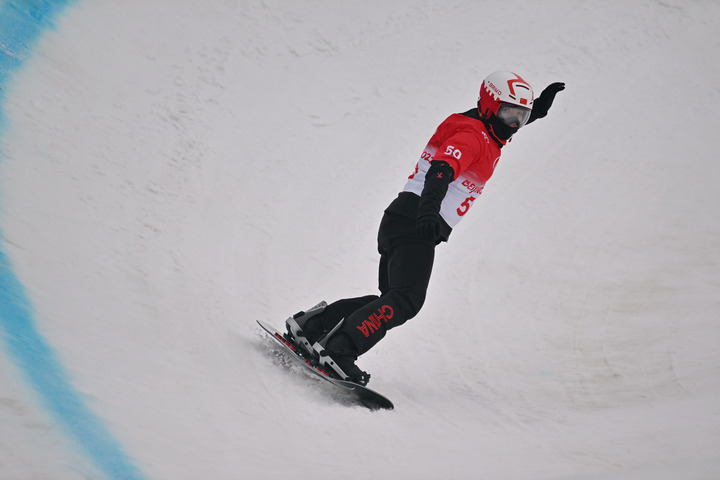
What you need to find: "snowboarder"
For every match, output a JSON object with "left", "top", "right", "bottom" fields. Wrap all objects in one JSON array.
[{"left": 285, "top": 71, "right": 565, "bottom": 385}]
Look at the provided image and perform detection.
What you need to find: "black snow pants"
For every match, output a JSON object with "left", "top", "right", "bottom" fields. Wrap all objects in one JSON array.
[{"left": 311, "top": 192, "right": 451, "bottom": 356}]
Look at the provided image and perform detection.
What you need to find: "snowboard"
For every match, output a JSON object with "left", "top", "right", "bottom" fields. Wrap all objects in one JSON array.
[{"left": 257, "top": 320, "right": 394, "bottom": 411}]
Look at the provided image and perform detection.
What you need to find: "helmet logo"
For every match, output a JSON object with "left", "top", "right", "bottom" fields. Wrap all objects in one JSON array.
[
  {"left": 487, "top": 81, "right": 502, "bottom": 98},
  {"left": 506, "top": 74, "right": 532, "bottom": 106}
]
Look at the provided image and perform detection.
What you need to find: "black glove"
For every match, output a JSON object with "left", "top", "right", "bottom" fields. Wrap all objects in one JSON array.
[
  {"left": 416, "top": 161, "right": 454, "bottom": 243},
  {"left": 528, "top": 82, "right": 565, "bottom": 123},
  {"left": 416, "top": 214, "right": 442, "bottom": 243}
]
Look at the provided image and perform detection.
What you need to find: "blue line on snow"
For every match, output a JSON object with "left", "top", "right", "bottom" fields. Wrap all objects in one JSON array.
[{"left": 0, "top": 2, "right": 144, "bottom": 479}]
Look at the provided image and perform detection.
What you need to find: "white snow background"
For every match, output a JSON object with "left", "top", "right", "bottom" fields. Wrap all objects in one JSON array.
[{"left": 1, "top": 0, "right": 719, "bottom": 479}]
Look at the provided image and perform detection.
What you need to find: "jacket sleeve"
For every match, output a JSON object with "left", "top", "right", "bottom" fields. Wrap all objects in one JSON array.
[{"left": 417, "top": 160, "right": 455, "bottom": 220}]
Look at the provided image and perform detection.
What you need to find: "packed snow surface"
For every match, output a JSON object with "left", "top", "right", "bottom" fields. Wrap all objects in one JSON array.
[{"left": 1, "top": 1, "right": 719, "bottom": 479}]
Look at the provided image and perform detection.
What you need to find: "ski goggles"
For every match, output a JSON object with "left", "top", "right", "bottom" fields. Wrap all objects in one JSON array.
[{"left": 496, "top": 103, "right": 531, "bottom": 128}]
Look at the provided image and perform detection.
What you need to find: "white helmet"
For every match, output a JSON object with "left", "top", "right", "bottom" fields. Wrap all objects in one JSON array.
[{"left": 478, "top": 71, "right": 534, "bottom": 140}]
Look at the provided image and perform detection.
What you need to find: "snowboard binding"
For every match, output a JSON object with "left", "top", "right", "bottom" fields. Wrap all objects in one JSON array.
[
  {"left": 284, "top": 305, "right": 370, "bottom": 386},
  {"left": 284, "top": 301, "right": 328, "bottom": 359}
]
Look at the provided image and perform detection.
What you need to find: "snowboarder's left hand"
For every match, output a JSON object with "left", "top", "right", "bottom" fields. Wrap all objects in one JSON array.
[
  {"left": 416, "top": 214, "right": 441, "bottom": 243},
  {"left": 529, "top": 82, "right": 565, "bottom": 122}
]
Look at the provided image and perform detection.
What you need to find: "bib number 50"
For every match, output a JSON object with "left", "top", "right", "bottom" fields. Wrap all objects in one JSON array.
[{"left": 445, "top": 145, "right": 462, "bottom": 160}]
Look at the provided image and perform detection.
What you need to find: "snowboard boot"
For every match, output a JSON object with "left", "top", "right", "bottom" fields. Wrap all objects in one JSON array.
[
  {"left": 285, "top": 301, "right": 327, "bottom": 358},
  {"left": 313, "top": 320, "right": 370, "bottom": 386}
]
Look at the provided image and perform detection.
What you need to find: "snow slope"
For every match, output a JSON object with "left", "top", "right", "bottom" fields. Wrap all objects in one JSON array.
[{"left": 1, "top": 0, "right": 719, "bottom": 479}]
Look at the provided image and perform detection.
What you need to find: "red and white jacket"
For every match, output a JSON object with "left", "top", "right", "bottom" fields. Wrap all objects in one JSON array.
[{"left": 403, "top": 111, "right": 502, "bottom": 228}]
